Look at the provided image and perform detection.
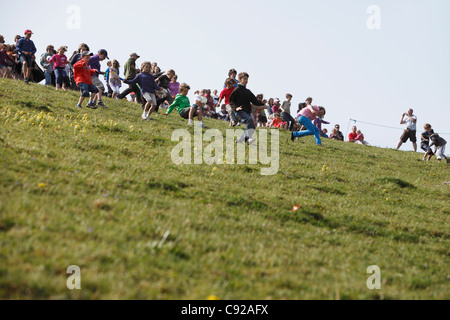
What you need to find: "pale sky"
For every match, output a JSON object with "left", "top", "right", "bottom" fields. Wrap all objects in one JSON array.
[{"left": 1, "top": 0, "right": 449, "bottom": 149}]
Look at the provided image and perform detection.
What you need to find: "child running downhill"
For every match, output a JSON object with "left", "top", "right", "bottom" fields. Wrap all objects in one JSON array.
[
  {"left": 48, "top": 46, "right": 70, "bottom": 91},
  {"left": 291, "top": 105, "right": 326, "bottom": 146},
  {"left": 163, "top": 83, "right": 206, "bottom": 128},
  {"left": 123, "top": 61, "right": 162, "bottom": 121},
  {"left": 72, "top": 51, "right": 99, "bottom": 109}
]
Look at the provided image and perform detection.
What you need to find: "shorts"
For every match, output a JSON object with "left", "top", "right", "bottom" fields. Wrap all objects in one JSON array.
[
  {"left": 421, "top": 142, "right": 434, "bottom": 154},
  {"left": 400, "top": 129, "right": 417, "bottom": 143},
  {"left": 180, "top": 105, "right": 199, "bottom": 119},
  {"left": 91, "top": 76, "right": 105, "bottom": 91},
  {"left": 78, "top": 82, "right": 99, "bottom": 97},
  {"left": 19, "top": 54, "right": 33, "bottom": 66},
  {"left": 143, "top": 92, "right": 157, "bottom": 106},
  {"left": 436, "top": 145, "right": 446, "bottom": 160}
]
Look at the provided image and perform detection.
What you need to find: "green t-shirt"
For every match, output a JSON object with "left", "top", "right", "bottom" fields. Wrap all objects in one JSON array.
[{"left": 167, "top": 94, "right": 191, "bottom": 115}]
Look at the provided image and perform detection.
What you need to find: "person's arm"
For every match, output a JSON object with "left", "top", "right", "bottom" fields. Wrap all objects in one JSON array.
[
  {"left": 400, "top": 113, "right": 406, "bottom": 125},
  {"left": 123, "top": 74, "right": 139, "bottom": 86},
  {"left": 31, "top": 42, "right": 37, "bottom": 55},
  {"left": 165, "top": 96, "right": 180, "bottom": 115},
  {"left": 322, "top": 120, "right": 330, "bottom": 125},
  {"left": 249, "top": 91, "right": 265, "bottom": 106}
]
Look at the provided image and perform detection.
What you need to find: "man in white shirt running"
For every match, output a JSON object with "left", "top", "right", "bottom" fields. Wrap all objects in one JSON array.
[{"left": 396, "top": 109, "right": 417, "bottom": 152}]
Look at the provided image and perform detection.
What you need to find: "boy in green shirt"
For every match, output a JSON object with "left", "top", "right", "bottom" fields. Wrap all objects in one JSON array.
[{"left": 164, "top": 83, "right": 206, "bottom": 128}]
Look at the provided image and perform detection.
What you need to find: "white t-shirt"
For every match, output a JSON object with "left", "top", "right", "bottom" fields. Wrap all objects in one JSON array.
[{"left": 405, "top": 115, "right": 417, "bottom": 131}]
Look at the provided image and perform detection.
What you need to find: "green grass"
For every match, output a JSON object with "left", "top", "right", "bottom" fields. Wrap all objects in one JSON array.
[{"left": 0, "top": 78, "right": 449, "bottom": 300}]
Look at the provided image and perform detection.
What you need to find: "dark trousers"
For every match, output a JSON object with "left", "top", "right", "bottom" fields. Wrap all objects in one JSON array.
[
  {"left": 119, "top": 83, "right": 142, "bottom": 103},
  {"left": 282, "top": 112, "right": 296, "bottom": 131}
]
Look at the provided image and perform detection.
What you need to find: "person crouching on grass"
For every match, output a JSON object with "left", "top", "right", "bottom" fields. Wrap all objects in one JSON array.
[
  {"left": 429, "top": 133, "right": 448, "bottom": 164},
  {"left": 291, "top": 105, "right": 326, "bottom": 146},
  {"left": 163, "top": 83, "right": 207, "bottom": 128},
  {"left": 72, "top": 52, "right": 99, "bottom": 109},
  {"left": 123, "top": 61, "right": 163, "bottom": 121}
]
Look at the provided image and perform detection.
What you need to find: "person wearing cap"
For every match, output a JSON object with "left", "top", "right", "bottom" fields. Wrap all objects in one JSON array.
[
  {"left": 16, "top": 30, "right": 37, "bottom": 84},
  {"left": 88, "top": 49, "right": 109, "bottom": 108},
  {"left": 73, "top": 51, "right": 99, "bottom": 109},
  {"left": 68, "top": 43, "right": 90, "bottom": 89},
  {"left": 118, "top": 53, "right": 142, "bottom": 103}
]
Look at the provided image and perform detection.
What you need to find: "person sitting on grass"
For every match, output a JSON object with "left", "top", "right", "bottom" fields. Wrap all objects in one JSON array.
[
  {"left": 72, "top": 51, "right": 99, "bottom": 109},
  {"left": 421, "top": 124, "right": 435, "bottom": 161},
  {"left": 348, "top": 126, "right": 359, "bottom": 143},
  {"left": 0, "top": 44, "right": 15, "bottom": 78},
  {"left": 322, "top": 128, "right": 329, "bottom": 139},
  {"left": 272, "top": 113, "right": 288, "bottom": 130},
  {"left": 163, "top": 83, "right": 207, "bottom": 128},
  {"left": 124, "top": 61, "right": 163, "bottom": 121},
  {"left": 355, "top": 130, "right": 370, "bottom": 145},
  {"left": 291, "top": 105, "right": 326, "bottom": 146},
  {"left": 429, "top": 133, "right": 448, "bottom": 164}
]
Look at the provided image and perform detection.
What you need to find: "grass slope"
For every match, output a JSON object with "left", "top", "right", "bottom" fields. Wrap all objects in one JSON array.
[{"left": 0, "top": 79, "right": 449, "bottom": 300}]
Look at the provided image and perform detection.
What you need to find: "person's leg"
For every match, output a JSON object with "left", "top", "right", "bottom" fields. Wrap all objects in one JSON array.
[
  {"left": 44, "top": 71, "right": 52, "bottom": 85},
  {"left": 412, "top": 142, "right": 417, "bottom": 152},
  {"left": 62, "top": 70, "right": 69, "bottom": 90},
  {"left": 133, "top": 84, "right": 142, "bottom": 104},
  {"left": 77, "top": 83, "right": 90, "bottom": 107},
  {"left": 54, "top": 68, "right": 62, "bottom": 90},
  {"left": 118, "top": 84, "right": 132, "bottom": 100},
  {"left": 86, "top": 84, "right": 99, "bottom": 108},
  {"left": 226, "top": 105, "right": 238, "bottom": 126},
  {"left": 236, "top": 111, "right": 255, "bottom": 142},
  {"left": 293, "top": 116, "right": 322, "bottom": 145},
  {"left": 5, "top": 67, "right": 12, "bottom": 78}
]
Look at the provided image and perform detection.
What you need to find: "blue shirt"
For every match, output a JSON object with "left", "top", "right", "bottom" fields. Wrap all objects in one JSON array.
[
  {"left": 17, "top": 37, "right": 37, "bottom": 57},
  {"left": 88, "top": 55, "right": 101, "bottom": 77},
  {"left": 124, "top": 73, "right": 161, "bottom": 94}
]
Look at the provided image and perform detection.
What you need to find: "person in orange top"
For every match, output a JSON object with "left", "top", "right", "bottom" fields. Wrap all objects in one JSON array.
[
  {"left": 72, "top": 51, "right": 99, "bottom": 109},
  {"left": 272, "top": 113, "right": 288, "bottom": 130}
]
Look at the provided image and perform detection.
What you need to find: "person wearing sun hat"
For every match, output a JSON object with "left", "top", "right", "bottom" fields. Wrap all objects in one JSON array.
[
  {"left": 88, "top": 49, "right": 109, "bottom": 108},
  {"left": 16, "top": 29, "right": 37, "bottom": 84}
]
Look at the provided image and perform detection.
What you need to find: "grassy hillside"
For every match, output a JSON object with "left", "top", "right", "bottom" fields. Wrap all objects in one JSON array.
[{"left": 0, "top": 78, "right": 448, "bottom": 300}]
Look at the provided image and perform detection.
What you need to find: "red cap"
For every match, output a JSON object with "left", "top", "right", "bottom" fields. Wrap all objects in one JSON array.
[{"left": 24, "top": 29, "right": 33, "bottom": 35}]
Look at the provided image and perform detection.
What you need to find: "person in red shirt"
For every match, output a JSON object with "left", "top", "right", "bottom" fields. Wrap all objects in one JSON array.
[
  {"left": 72, "top": 51, "right": 99, "bottom": 109},
  {"left": 219, "top": 78, "right": 238, "bottom": 126},
  {"left": 348, "top": 126, "right": 358, "bottom": 142}
]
